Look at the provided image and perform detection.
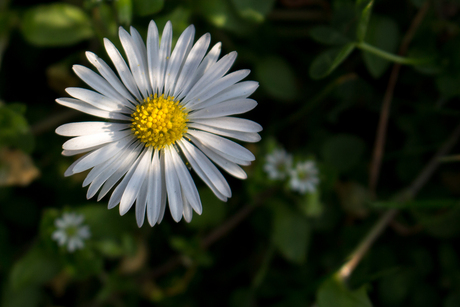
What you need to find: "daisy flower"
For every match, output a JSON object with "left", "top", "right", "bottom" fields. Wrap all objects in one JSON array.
[
  {"left": 264, "top": 147, "right": 293, "bottom": 180},
  {"left": 52, "top": 212, "right": 91, "bottom": 252},
  {"left": 56, "top": 21, "right": 261, "bottom": 227},
  {"left": 289, "top": 160, "right": 319, "bottom": 194}
]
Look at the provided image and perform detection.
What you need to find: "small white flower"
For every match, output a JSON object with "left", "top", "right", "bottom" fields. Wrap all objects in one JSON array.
[
  {"left": 56, "top": 20, "right": 261, "bottom": 227},
  {"left": 52, "top": 213, "right": 91, "bottom": 252},
  {"left": 264, "top": 148, "right": 293, "bottom": 180},
  {"left": 289, "top": 160, "right": 319, "bottom": 194}
]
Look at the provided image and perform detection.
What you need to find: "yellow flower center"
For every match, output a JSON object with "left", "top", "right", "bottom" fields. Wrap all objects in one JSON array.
[{"left": 131, "top": 94, "right": 188, "bottom": 149}]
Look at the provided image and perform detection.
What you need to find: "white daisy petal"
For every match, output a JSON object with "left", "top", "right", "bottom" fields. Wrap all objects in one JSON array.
[
  {"left": 188, "top": 130, "right": 255, "bottom": 161},
  {"left": 191, "top": 117, "right": 262, "bottom": 133},
  {"left": 146, "top": 150, "right": 162, "bottom": 226},
  {"left": 71, "top": 136, "right": 133, "bottom": 174},
  {"left": 178, "top": 139, "right": 231, "bottom": 198},
  {"left": 157, "top": 21, "right": 172, "bottom": 94},
  {"left": 62, "top": 130, "right": 132, "bottom": 150},
  {"left": 147, "top": 20, "right": 160, "bottom": 93},
  {"left": 88, "top": 143, "right": 143, "bottom": 200},
  {"left": 180, "top": 42, "right": 222, "bottom": 99},
  {"left": 72, "top": 65, "right": 127, "bottom": 105},
  {"left": 119, "top": 147, "right": 152, "bottom": 215},
  {"left": 164, "top": 146, "right": 183, "bottom": 222},
  {"left": 156, "top": 152, "right": 168, "bottom": 224},
  {"left": 188, "top": 98, "right": 257, "bottom": 120},
  {"left": 83, "top": 140, "right": 136, "bottom": 187},
  {"left": 62, "top": 144, "right": 105, "bottom": 157},
  {"left": 95, "top": 144, "right": 143, "bottom": 201},
  {"left": 188, "top": 133, "right": 251, "bottom": 166},
  {"left": 185, "top": 69, "right": 250, "bottom": 108},
  {"left": 130, "top": 26, "right": 150, "bottom": 94},
  {"left": 107, "top": 151, "right": 144, "bottom": 209},
  {"left": 169, "top": 147, "right": 202, "bottom": 214},
  {"left": 57, "top": 20, "right": 261, "bottom": 226},
  {"left": 182, "top": 191, "right": 193, "bottom": 223},
  {"left": 187, "top": 139, "right": 247, "bottom": 179},
  {"left": 164, "top": 24, "right": 195, "bottom": 96},
  {"left": 119, "top": 27, "right": 150, "bottom": 98},
  {"left": 173, "top": 33, "right": 211, "bottom": 98},
  {"left": 104, "top": 38, "right": 142, "bottom": 101},
  {"left": 188, "top": 122, "right": 261, "bottom": 143},
  {"left": 56, "top": 98, "right": 131, "bottom": 120},
  {"left": 135, "top": 178, "right": 149, "bottom": 227},
  {"left": 65, "top": 88, "right": 128, "bottom": 113},
  {"left": 64, "top": 154, "right": 88, "bottom": 177},
  {"left": 178, "top": 140, "right": 228, "bottom": 202},
  {"left": 56, "top": 122, "right": 130, "bottom": 136},
  {"left": 191, "top": 81, "right": 259, "bottom": 111},
  {"left": 183, "top": 51, "right": 237, "bottom": 104},
  {"left": 86, "top": 51, "right": 137, "bottom": 106}
]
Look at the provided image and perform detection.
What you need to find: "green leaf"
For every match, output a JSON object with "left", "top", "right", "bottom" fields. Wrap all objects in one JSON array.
[
  {"left": 309, "top": 43, "right": 355, "bottom": 79},
  {"left": 412, "top": 205, "right": 460, "bottom": 238},
  {"left": 321, "top": 134, "right": 365, "bottom": 173},
  {"left": 377, "top": 269, "right": 414, "bottom": 306},
  {"left": 188, "top": 188, "right": 226, "bottom": 229},
  {"left": 98, "top": 3, "right": 118, "bottom": 40},
  {"left": 1, "top": 284, "right": 41, "bottom": 307},
  {"left": 95, "top": 240, "right": 126, "bottom": 258},
  {"left": 67, "top": 248, "right": 104, "bottom": 279},
  {"left": 436, "top": 73, "right": 460, "bottom": 99},
  {"left": 21, "top": 3, "right": 93, "bottom": 46},
  {"left": 298, "top": 190, "right": 323, "bottom": 217},
  {"left": 355, "top": 0, "right": 374, "bottom": 42},
  {"left": 272, "top": 202, "right": 310, "bottom": 264},
  {"left": 255, "top": 56, "right": 298, "bottom": 101},
  {"left": 76, "top": 204, "right": 135, "bottom": 239},
  {"left": 363, "top": 15, "right": 400, "bottom": 78},
  {"left": 0, "top": 103, "right": 34, "bottom": 152},
  {"left": 9, "top": 245, "right": 60, "bottom": 290},
  {"left": 132, "top": 0, "right": 164, "bottom": 16},
  {"left": 310, "top": 26, "right": 351, "bottom": 45},
  {"left": 317, "top": 275, "right": 373, "bottom": 307},
  {"left": 115, "top": 0, "right": 132, "bottom": 26},
  {"left": 231, "top": 0, "right": 276, "bottom": 23},
  {"left": 197, "top": 0, "right": 252, "bottom": 34},
  {"left": 154, "top": 6, "right": 191, "bottom": 35},
  {"left": 410, "top": 0, "right": 426, "bottom": 8}
]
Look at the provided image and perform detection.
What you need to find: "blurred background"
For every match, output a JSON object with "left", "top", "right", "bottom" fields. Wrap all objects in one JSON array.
[{"left": 1, "top": 0, "right": 460, "bottom": 306}]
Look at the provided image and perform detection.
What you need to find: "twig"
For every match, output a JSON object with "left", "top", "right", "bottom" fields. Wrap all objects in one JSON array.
[
  {"left": 405, "top": 122, "right": 460, "bottom": 198},
  {"left": 148, "top": 189, "right": 276, "bottom": 279},
  {"left": 369, "top": 0, "right": 431, "bottom": 194},
  {"left": 338, "top": 120, "right": 460, "bottom": 281},
  {"left": 200, "top": 203, "right": 258, "bottom": 249},
  {"left": 31, "top": 109, "right": 80, "bottom": 135},
  {"left": 338, "top": 208, "right": 397, "bottom": 280}
]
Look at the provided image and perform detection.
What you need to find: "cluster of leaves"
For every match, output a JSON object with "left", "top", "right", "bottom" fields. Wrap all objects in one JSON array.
[{"left": 1, "top": 0, "right": 460, "bottom": 306}]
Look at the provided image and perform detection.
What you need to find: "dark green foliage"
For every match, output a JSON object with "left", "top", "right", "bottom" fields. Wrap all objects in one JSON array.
[{"left": 0, "top": 0, "right": 460, "bottom": 306}]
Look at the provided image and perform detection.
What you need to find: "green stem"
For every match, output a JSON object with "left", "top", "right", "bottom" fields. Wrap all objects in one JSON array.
[{"left": 356, "top": 41, "right": 425, "bottom": 65}]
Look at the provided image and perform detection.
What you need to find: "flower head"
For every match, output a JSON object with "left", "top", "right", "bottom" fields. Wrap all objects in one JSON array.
[
  {"left": 264, "top": 148, "right": 293, "bottom": 180},
  {"left": 289, "top": 160, "right": 319, "bottom": 194},
  {"left": 56, "top": 21, "right": 261, "bottom": 227},
  {"left": 52, "top": 212, "right": 91, "bottom": 252}
]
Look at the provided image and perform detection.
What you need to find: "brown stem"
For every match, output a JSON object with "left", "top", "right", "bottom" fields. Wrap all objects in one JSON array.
[
  {"left": 369, "top": 0, "right": 431, "bottom": 194},
  {"left": 31, "top": 109, "right": 80, "bottom": 136},
  {"left": 148, "top": 189, "right": 276, "bottom": 279},
  {"left": 200, "top": 203, "right": 258, "bottom": 249},
  {"left": 339, "top": 120, "right": 460, "bottom": 282}
]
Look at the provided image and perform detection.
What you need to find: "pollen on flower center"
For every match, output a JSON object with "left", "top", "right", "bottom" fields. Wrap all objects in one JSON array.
[{"left": 131, "top": 94, "right": 188, "bottom": 149}]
